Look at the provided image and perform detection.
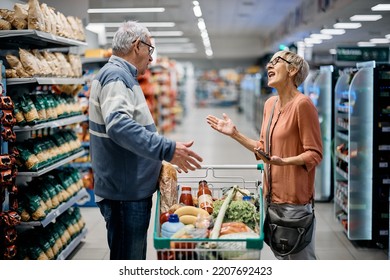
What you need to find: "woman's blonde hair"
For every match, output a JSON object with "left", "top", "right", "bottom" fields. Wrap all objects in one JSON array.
[{"left": 273, "top": 50, "right": 309, "bottom": 87}]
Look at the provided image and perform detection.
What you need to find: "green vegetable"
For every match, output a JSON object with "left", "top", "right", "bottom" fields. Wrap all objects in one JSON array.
[
  {"left": 212, "top": 198, "right": 260, "bottom": 232},
  {"left": 209, "top": 185, "right": 238, "bottom": 246}
]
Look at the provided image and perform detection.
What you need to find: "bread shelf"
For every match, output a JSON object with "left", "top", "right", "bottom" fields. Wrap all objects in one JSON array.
[
  {"left": 6, "top": 77, "right": 85, "bottom": 86},
  {"left": 0, "top": 30, "right": 87, "bottom": 49}
]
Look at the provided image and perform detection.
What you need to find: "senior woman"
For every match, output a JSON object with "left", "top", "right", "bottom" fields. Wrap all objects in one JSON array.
[{"left": 206, "top": 50, "right": 323, "bottom": 260}]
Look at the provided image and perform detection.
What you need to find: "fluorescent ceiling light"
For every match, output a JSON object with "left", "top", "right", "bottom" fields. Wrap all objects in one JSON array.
[
  {"left": 154, "top": 38, "right": 190, "bottom": 43},
  {"left": 333, "top": 22, "right": 362, "bottom": 29},
  {"left": 87, "top": 8, "right": 165, "bottom": 13},
  {"left": 371, "top": 4, "right": 390, "bottom": 11},
  {"left": 150, "top": 31, "right": 184, "bottom": 37},
  {"left": 310, "top": 33, "right": 333, "bottom": 40},
  {"left": 158, "top": 48, "right": 197, "bottom": 54},
  {"left": 87, "top": 22, "right": 175, "bottom": 28},
  {"left": 198, "top": 19, "right": 206, "bottom": 30},
  {"left": 193, "top": 5, "right": 202, "bottom": 17},
  {"left": 385, "top": 34, "right": 390, "bottom": 39},
  {"left": 304, "top": 38, "right": 322, "bottom": 44},
  {"left": 105, "top": 32, "right": 116, "bottom": 37},
  {"left": 329, "top": 49, "right": 337, "bottom": 55},
  {"left": 320, "top": 28, "right": 346, "bottom": 35},
  {"left": 357, "top": 42, "right": 376, "bottom": 47},
  {"left": 350, "top": 15, "right": 382, "bottom": 21},
  {"left": 370, "top": 38, "right": 390, "bottom": 44}
]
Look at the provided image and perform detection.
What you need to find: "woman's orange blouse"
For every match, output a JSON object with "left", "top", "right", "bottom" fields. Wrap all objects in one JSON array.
[{"left": 257, "top": 94, "right": 323, "bottom": 205}]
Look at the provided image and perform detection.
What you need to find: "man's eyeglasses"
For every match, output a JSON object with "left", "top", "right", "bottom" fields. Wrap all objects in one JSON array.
[
  {"left": 268, "top": 56, "right": 291, "bottom": 66},
  {"left": 139, "top": 40, "right": 155, "bottom": 56}
]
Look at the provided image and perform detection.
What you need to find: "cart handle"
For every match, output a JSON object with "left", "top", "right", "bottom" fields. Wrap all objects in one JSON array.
[
  {"left": 173, "top": 164, "right": 264, "bottom": 171},
  {"left": 199, "top": 164, "right": 264, "bottom": 170}
]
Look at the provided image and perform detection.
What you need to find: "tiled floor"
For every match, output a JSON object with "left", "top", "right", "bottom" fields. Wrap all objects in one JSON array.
[{"left": 68, "top": 103, "right": 389, "bottom": 260}]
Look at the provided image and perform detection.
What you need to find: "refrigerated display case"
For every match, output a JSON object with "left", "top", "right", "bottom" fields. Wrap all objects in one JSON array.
[
  {"left": 334, "top": 61, "right": 389, "bottom": 249},
  {"left": 240, "top": 73, "right": 260, "bottom": 128},
  {"left": 304, "top": 66, "right": 334, "bottom": 201}
]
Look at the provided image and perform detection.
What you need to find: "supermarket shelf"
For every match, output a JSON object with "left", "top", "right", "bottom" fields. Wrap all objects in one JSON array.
[
  {"left": 18, "top": 150, "right": 86, "bottom": 177},
  {"left": 57, "top": 228, "right": 88, "bottom": 260},
  {"left": 13, "top": 115, "right": 88, "bottom": 132},
  {"left": 19, "top": 188, "right": 89, "bottom": 228},
  {"left": 81, "top": 57, "right": 109, "bottom": 64},
  {"left": 336, "top": 166, "right": 348, "bottom": 180},
  {"left": 6, "top": 77, "right": 85, "bottom": 86},
  {"left": 336, "top": 131, "right": 349, "bottom": 142},
  {"left": 70, "top": 162, "right": 91, "bottom": 169},
  {"left": 0, "top": 30, "right": 87, "bottom": 49}
]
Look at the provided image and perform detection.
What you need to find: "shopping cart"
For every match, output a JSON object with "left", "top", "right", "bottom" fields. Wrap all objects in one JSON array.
[{"left": 153, "top": 164, "right": 264, "bottom": 260}]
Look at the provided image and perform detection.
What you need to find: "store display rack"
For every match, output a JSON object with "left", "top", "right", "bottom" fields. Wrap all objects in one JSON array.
[
  {"left": 13, "top": 114, "right": 87, "bottom": 132},
  {"left": 19, "top": 188, "right": 89, "bottom": 228},
  {"left": 6, "top": 77, "right": 85, "bottom": 86},
  {"left": 0, "top": 28, "right": 89, "bottom": 259},
  {"left": 334, "top": 61, "right": 389, "bottom": 249},
  {"left": 0, "top": 30, "right": 87, "bottom": 49},
  {"left": 17, "top": 149, "right": 85, "bottom": 177},
  {"left": 56, "top": 227, "right": 88, "bottom": 260}
]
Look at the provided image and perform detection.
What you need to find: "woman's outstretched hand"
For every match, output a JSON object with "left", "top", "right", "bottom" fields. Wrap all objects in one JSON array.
[{"left": 206, "top": 113, "right": 236, "bottom": 136}]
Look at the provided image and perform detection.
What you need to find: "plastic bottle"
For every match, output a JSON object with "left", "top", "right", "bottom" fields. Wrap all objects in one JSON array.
[
  {"left": 179, "top": 186, "right": 193, "bottom": 206},
  {"left": 161, "top": 214, "right": 185, "bottom": 238},
  {"left": 197, "top": 180, "right": 213, "bottom": 214}
]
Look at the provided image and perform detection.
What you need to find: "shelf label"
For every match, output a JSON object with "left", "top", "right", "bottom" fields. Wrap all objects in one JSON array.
[
  {"left": 383, "top": 179, "right": 390, "bottom": 184},
  {"left": 379, "top": 162, "right": 388, "bottom": 168},
  {"left": 379, "top": 145, "right": 390, "bottom": 151},
  {"left": 382, "top": 127, "right": 390, "bottom": 132}
]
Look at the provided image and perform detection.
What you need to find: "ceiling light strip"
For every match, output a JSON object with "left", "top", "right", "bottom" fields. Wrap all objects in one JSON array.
[
  {"left": 87, "top": 22, "right": 175, "bottom": 28},
  {"left": 371, "top": 4, "right": 390, "bottom": 11},
  {"left": 87, "top": 8, "right": 165, "bottom": 13}
]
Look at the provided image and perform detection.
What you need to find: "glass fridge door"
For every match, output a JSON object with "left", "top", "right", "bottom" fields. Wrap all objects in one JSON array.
[
  {"left": 334, "top": 69, "right": 352, "bottom": 232},
  {"left": 313, "top": 65, "right": 333, "bottom": 201},
  {"left": 347, "top": 61, "right": 375, "bottom": 240}
]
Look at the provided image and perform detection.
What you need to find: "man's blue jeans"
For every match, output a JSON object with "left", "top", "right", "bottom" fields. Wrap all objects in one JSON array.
[{"left": 97, "top": 196, "right": 153, "bottom": 260}]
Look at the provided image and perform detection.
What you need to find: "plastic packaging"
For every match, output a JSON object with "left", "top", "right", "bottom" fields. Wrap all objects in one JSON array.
[
  {"left": 197, "top": 180, "right": 213, "bottom": 214},
  {"left": 161, "top": 214, "right": 185, "bottom": 238},
  {"left": 179, "top": 186, "right": 193, "bottom": 206}
]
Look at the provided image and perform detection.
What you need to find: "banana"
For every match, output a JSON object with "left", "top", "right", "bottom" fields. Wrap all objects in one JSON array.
[
  {"left": 174, "top": 205, "right": 209, "bottom": 217},
  {"left": 179, "top": 215, "right": 198, "bottom": 225}
]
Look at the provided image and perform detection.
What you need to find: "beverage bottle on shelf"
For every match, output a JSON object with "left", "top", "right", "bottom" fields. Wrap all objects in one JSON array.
[
  {"left": 179, "top": 186, "right": 193, "bottom": 206},
  {"left": 197, "top": 180, "right": 213, "bottom": 214},
  {"left": 161, "top": 214, "right": 184, "bottom": 238}
]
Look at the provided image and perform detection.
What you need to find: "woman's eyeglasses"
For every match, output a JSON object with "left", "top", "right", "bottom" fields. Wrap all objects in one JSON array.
[
  {"left": 139, "top": 40, "right": 155, "bottom": 56},
  {"left": 268, "top": 56, "right": 291, "bottom": 66}
]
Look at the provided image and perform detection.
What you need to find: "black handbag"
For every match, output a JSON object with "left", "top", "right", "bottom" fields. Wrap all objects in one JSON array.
[
  {"left": 262, "top": 98, "right": 315, "bottom": 257},
  {"left": 264, "top": 203, "right": 315, "bottom": 257}
]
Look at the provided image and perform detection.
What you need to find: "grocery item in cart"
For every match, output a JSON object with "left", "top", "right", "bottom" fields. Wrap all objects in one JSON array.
[
  {"left": 158, "top": 162, "right": 178, "bottom": 213},
  {"left": 179, "top": 186, "right": 193, "bottom": 206},
  {"left": 197, "top": 180, "right": 213, "bottom": 214},
  {"left": 161, "top": 214, "right": 184, "bottom": 238}
]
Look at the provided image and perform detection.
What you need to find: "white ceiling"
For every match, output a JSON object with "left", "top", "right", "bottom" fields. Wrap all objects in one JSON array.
[{"left": 39, "top": 0, "right": 390, "bottom": 67}]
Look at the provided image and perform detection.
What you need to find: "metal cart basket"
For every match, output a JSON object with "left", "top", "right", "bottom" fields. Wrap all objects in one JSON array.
[{"left": 153, "top": 164, "right": 264, "bottom": 260}]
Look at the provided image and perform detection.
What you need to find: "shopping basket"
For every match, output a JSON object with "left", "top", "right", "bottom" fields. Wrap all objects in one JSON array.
[{"left": 153, "top": 164, "right": 264, "bottom": 260}]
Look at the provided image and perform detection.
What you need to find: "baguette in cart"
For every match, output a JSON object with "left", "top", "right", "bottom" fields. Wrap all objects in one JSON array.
[{"left": 154, "top": 164, "right": 265, "bottom": 260}]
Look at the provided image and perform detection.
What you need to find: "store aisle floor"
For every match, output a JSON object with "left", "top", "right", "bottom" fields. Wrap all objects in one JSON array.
[{"left": 69, "top": 105, "right": 389, "bottom": 260}]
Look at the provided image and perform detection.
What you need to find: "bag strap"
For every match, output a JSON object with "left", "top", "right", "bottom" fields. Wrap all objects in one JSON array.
[{"left": 265, "top": 98, "right": 277, "bottom": 205}]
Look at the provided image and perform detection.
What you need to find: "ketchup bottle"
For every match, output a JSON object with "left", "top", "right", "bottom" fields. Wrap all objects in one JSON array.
[{"left": 179, "top": 186, "right": 193, "bottom": 206}]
